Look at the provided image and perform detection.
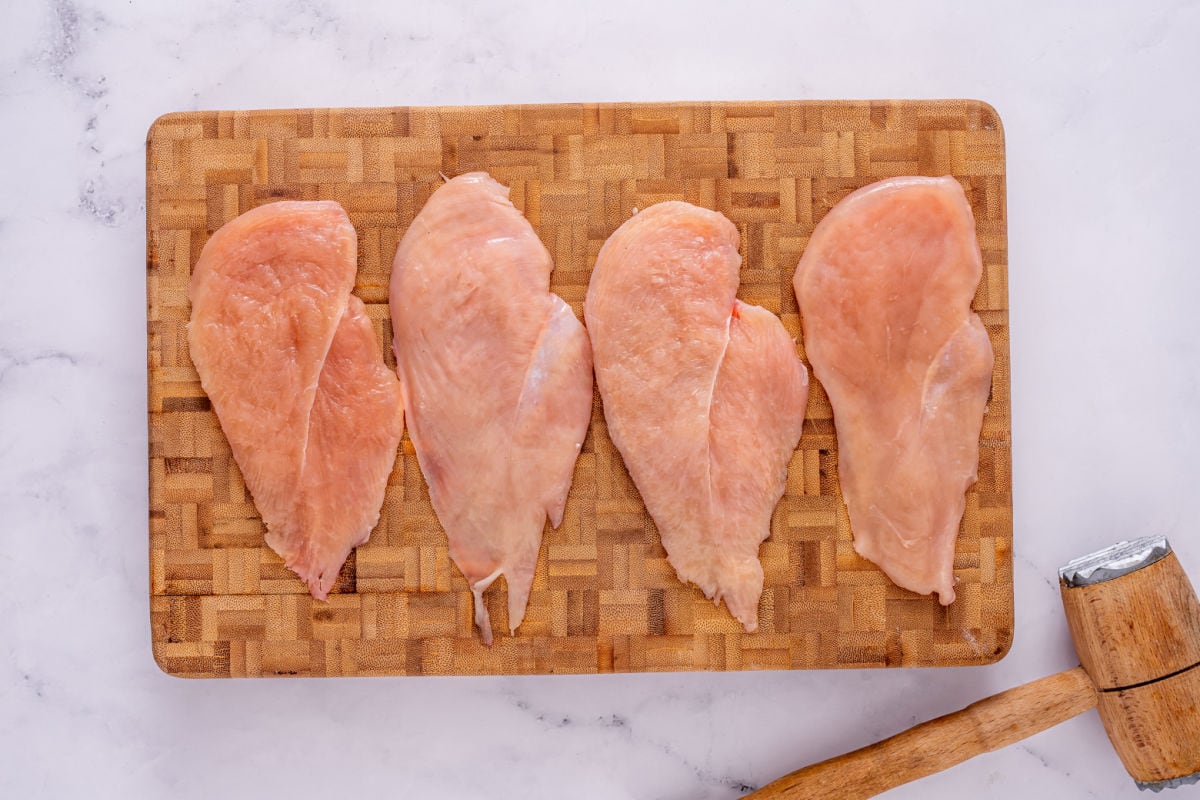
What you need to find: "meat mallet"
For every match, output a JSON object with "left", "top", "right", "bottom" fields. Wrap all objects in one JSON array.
[{"left": 746, "top": 536, "right": 1200, "bottom": 797}]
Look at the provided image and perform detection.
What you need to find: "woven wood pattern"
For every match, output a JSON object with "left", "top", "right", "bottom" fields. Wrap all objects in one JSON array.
[{"left": 147, "top": 100, "right": 1011, "bottom": 677}]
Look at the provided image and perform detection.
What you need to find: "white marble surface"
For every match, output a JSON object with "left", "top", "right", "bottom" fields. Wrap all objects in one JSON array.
[{"left": 2, "top": 0, "right": 1199, "bottom": 797}]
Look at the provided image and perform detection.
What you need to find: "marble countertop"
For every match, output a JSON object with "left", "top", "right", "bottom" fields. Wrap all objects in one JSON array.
[{"left": 3, "top": 1, "right": 1199, "bottom": 797}]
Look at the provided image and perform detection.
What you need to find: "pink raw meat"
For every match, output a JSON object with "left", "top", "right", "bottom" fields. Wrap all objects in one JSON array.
[
  {"left": 586, "top": 201, "right": 809, "bottom": 632},
  {"left": 390, "top": 173, "right": 594, "bottom": 644},
  {"left": 794, "top": 176, "right": 994, "bottom": 604},
  {"left": 189, "top": 201, "right": 405, "bottom": 600}
]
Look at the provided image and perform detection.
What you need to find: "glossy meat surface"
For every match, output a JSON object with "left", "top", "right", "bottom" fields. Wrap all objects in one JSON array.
[
  {"left": 586, "top": 201, "right": 809, "bottom": 631},
  {"left": 189, "top": 201, "right": 404, "bottom": 599},
  {"left": 390, "top": 173, "right": 593, "bottom": 644},
  {"left": 794, "top": 177, "right": 993, "bottom": 604}
]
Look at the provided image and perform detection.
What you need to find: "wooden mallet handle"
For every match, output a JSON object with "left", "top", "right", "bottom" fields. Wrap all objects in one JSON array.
[{"left": 745, "top": 667, "right": 1098, "bottom": 800}]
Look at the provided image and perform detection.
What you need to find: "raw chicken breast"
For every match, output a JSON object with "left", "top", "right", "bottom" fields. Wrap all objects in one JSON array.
[
  {"left": 189, "top": 201, "right": 405, "bottom": 600},
  {"left": 793, "top": 176, "right": 993, "bottom": 604},
  {"left": 586, "top": 202, "right": 809, "bottom": 632},
  {"left": 390, "top": 173, "right": 593, "bottom": 645}
]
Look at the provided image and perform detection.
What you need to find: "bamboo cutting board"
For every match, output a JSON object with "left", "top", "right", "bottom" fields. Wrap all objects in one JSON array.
[{"left": 147, "top": 100, "right": 1011, "bottom": 677}]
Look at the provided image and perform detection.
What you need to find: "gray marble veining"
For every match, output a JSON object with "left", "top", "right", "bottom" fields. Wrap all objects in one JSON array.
[{"left": 2, "top": 1, "right": 1199, "bottom": 797}]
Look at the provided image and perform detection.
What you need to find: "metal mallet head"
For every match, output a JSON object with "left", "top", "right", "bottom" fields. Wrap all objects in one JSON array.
[
  {"left": 1059, "top": 536, "right": 1200, "bottom": 791},
  {"left": 747, "top": 536, "right": 1200, "bottom": 799}
]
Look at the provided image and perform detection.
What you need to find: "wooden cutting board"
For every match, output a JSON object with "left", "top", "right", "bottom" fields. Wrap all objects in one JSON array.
[{"left": 147, "top": 99, "right": 1011, "bottom": 677}]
